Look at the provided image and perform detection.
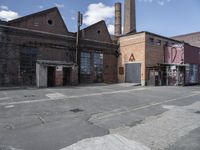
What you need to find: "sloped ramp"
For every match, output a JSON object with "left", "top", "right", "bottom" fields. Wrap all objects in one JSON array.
[{"left": 60, "top": 134, "right": 150, "bottom": 150}]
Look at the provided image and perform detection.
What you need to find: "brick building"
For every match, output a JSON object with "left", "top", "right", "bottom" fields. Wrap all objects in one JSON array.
[
  {"left": 118, "top": 31, "right": 181, "bottom": 86},
  {"left": 116, "top": 0, "right": 200, "bottom": 86},
  {"left": 172, "top": 32, "right": 200, "bottom": 48},
  {"left": 0, "top": 1, "right": 199, "bottom": 88},
  {"left": 164, "top": 44, "right": 200, "bottom": 86},
  {"left": 0, "top": 7, "right": 118, "bottom": 87},
  {"left": 117, "top": 31, "right": 200, "bottom": 86}
]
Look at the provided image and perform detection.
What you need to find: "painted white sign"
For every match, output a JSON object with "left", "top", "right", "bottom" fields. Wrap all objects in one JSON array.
[{"left": 56, "top": 66, "right": 63, "bottom": 71}]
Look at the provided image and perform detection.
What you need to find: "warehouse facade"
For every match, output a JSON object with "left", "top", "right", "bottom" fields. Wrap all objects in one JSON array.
[
  {"left": 116, "top": 0, "right": 200, "bottom": 86},
  {"left": 0, "top": 7, "right": 118, "bottom": 87},
  {"left": 117, "top": 31, "right": 200, "bottom": 86},
  {"left": 0, "top": 1, "right": 200, "bottom": 88}
]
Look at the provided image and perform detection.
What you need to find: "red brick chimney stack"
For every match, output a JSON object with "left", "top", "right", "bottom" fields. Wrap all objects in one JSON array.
[{"left": 124, "top": 0, "right": 136, "bottom": 34}]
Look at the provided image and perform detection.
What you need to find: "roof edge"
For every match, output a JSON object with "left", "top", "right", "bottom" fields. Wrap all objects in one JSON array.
[{"left": 172, "top": 31, "right": 200, "bottom": 38}]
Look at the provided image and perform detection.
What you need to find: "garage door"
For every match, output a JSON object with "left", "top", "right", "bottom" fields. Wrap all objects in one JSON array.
[{"left": 125, "top": 63, "right": 141, "bottom": 83}]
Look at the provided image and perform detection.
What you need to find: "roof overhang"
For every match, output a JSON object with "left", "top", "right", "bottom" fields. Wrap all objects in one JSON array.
[{"left": 37, "top": 60, "right": 75, "bottom": 66}]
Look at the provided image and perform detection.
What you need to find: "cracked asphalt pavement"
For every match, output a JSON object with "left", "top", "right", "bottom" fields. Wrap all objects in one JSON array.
[{"left": 0, "top": 84, "right": 200, "bottom": 150}]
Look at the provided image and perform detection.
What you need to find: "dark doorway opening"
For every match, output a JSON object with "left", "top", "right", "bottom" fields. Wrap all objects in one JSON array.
[
  {"left": 63, "top": 67, "right": 71, "bottom": 86},
  {"left": 47, "top": 67, "right": 55, "bottom": 87}
]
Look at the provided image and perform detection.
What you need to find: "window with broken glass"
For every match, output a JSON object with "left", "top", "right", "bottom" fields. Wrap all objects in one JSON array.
[
  {"left": 20, "top": 47, "right": 37, "bottom": 85},
  {"left": 81, "top": 52, "right": 91, "bottom": 74},
  {"left": 93, "top": 52, "right": 103, "bottom": 74}
]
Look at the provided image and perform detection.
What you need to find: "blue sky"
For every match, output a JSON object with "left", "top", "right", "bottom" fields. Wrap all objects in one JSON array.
[{"left": 0, "top": 0, "right": 199, "bottom": 37}]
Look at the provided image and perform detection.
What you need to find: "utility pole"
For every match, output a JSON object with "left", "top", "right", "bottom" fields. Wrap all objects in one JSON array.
[{"left": 75, "top": 11, "right": 83, "bottom": 83}]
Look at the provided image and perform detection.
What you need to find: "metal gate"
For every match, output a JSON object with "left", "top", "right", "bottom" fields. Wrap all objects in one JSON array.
[{"left": 125, "top": 63, "right": 141, "bottom": 83}]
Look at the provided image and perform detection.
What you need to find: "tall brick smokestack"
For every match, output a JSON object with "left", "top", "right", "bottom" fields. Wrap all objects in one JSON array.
[
  {"left": 114, "top": 2, "right": 122, "bottom": 36},
  {"left": 124, "top": 0, "right": 136, "bottom": 34}
]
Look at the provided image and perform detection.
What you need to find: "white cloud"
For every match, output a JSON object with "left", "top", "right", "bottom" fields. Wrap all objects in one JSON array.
[
  {"left": 83, "top": 2, "right": 114, "bottom": 26},
  {"left": 0, "top": 5, "right": 8, "bottom": 10},
  {"left": 55, "top": 3, "right": 64, "bottom": 8},
  {"left": 71, "top": 17, "right": 75, "bottom": 20},
  {"left": 157, "top": 1, "right": 164, "bottom": 6},
  {"left": 83, "top": 2, "right": 114, "bottom": 34},
  {"left": 107, "top": 24, "right": 114, "bottom": 35},
  {"left": 139, "top": 0, "right": 172, "bottom": 6},
  {"left": 38, "top": 5, "right": 44, "bottom": 9},
  {"left": 0, "top": 6, "right": 19, "bottom": 21}
]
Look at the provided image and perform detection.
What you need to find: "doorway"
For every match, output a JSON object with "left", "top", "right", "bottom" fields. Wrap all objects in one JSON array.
[
  {"left": 47, "top": 67, "right": 55, "bottom": 87},
  {"left": 63, "top": 67, "right": 71, "bottom": 86},
  {"left": 125, "top": 63, "right": 141, "bottom": 83}
]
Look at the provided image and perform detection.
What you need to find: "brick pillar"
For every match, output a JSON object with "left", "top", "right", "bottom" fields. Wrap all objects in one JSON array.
[{"left": 70, "top": 65, "right": 78, "bottom": 85}]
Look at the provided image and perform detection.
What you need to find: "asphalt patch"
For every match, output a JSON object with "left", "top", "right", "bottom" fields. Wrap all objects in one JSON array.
[
  {"left": 70, "top": 108, "right": 84, "bottom": 113},
  {"left": 195, "top": 111, "right": 200, "bottom": 114},
  {"left": 126, "top": 120, "right": 143, "bottom": 127},
  {"left": 24, "top": 95, "right": 35, "bottom": 98}
]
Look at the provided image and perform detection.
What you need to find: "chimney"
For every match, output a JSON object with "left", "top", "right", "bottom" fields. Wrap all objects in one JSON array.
[
  {"left": 124, "top": 0, "right": 136, "bottom": 34},
  {"left": 114, "top": 2, "right": 122, "bottom": 36}
]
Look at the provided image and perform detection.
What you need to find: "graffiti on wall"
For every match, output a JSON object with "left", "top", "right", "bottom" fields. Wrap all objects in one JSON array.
[{"left": 164, "top": 44, "right": 184, "bottom": 64}]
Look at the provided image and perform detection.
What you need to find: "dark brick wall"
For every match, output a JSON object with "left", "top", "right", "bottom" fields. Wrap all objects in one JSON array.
[
  {"left": 81, "top": 21, "right": 112, "bottom": 43},
  {"left": 0, "top": 32, "right": 21, "bottom": 86},
  {"left": 9, "top": 8, "right": 70, "bottom": 35},
  {"left": 184, "top": 44, "right": 200, "bottom": 64},
  {"left": 79, "top": 47, "right": 118, "bottom": 84},
  {"left": 0, "top": 7, "right": 118, "bottom": 86},
  {"left": 0, "top": 24, "right": 118, "bottom": 86},
  {"left": 103, "top": 53, "right": 118, "bottom": 83},
  {"left": 0, "top": 25, "right": 76, "bottom": 86}
]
